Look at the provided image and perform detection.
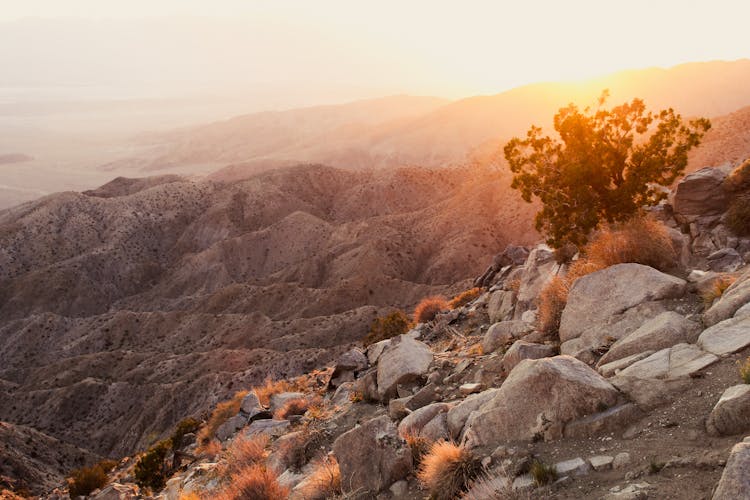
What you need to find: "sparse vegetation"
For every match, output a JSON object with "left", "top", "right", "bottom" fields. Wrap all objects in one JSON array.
[
  {"left": 170, "top": 417, "right": 200, "bottom": 449},
  {"left": 505, "top": 91, "right": 710, "bottom": 247},
  {"left": 724, "top": 159, "right": 750, "bottom": 192},
  {"left": 276, "top": 426, "right": 327, "bottom": 471},
  {"left": 403, "top": 431, "right": 432, "bottom": 466},
  {"left": 293, "top": 456, "right": 342, "bottom": 500},
  {"left": 529, "top": 459, "right": 557, "bottom": 485},
  {"left": 738, "top": 357, "right": 750, "bottom": 384},
  {"left": 221, "top": 435, "right": 269, "bottom": 478},
  {"left": 414, "top": 296, "right": 450, "bottom": 323},
  {"left": 363, "top": 310, "right": 411, "bottom": 346},
  {"left": 450, "top": 287, "right": 482, "bottom": 309},
  {"left": 253, "top": 379, "right": 293, "bottom": 407},
  {"left": 462, "top": 471, "right": 531, "bottom": 500},
  {"left": 537, "top": 216, "right": 677, "bottom": 335},
  {"left": 67, "top": 460, "right": 115, "bottom": 497},
  {"left": 702, "top": 275, "right": 737, "bottom": 308},
  {"left": 197, "top": 391, "right": 248, "bottom": 445},
  {"left": 417, "top": 441, "right": 483, "bottom": 500},
  {"left": 726, "top": 194, "right": 750, "bottom": 236},
  {"left": 134, "top": 439, "right": 171, "bottom": 491},
  {"left": 212, "top": 465, "right": 288, "bottom": 500},
  {"left": 274, "top": 396, "right": 314, "bottom": 420}
]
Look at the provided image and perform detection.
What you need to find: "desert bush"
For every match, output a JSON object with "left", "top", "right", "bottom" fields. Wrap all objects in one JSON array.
[
  {"left": 725, "top": 159, "right": 750, "bottom": 192},
  {"left": 554, "top": 242, "right": 579, "bottom": 264},
  {"left": 253, "top": 379, "right": 293, "bottom": 407},
  {"left": 197, "top": 391, "right": 248, "bottom": 445},
  {"left": 449, "top": 288, "right": 482, "bottom": 309},
  {"left": 276, "top": 426, "right": 326, "bottom": 471},
  {"left": 274, "top": 396, "right": 314, "bottom": 420},
  {"left": 417, "top": 441, "right": 483, "bottom": 500},
  {"left": 294, "top": 456, "right": 342, "bottom": 500},
  {"left": 403, "top": 432, "right": 432, "bottom": 466},
  {"left": 363, "top": 310, "right": 410, "bottom": 346},
  {"left": 414, "top": 296, "right": 450, "bottom": 323},
  {"left": 739, "top": 357, "right": 750, "bottom": 384},
  {"left": 134, "top": 440, "right": 171, "bottom": 491},
  {"left": 726, "top": 195, "right": 750, "bottom": 236},
  {"left": 702, "top": 275, "right": 737, "bottom": 308},
  {"left": 212, "top": 465, "right": 288, "bottom": 500},
  {"left": 67, "top": 462, "right": 110, "bottom": 497},
  {"left": 584, "top": 217, "right": 677, "bottom": 272},
  {"left": 170, "top": 417, "right": 200, "bottom": 449},
  {"left": 537, "top": 276, "right": 570, "bottom": 335},
  {"left": 222, "top": 434, "right": 269, "bottom": 478},
  {"left": 529, "top": 459, "right": 557, "bottom": 485},
  {"left": 201, "top": 440, "right": 222, "bottom": 459}
]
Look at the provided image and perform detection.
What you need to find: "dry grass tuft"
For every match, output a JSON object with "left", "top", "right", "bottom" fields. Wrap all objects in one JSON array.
[
  {"left": 450, "top": 288, "right": 482, "bottom": 309},
  {"left": 197, "top": 391, "right": 248, "bottom": 445},
  {"left": 726, "top": 194, "right": 750, "bottom": 236},
  {"left": 703, "top": 275, "right": 737, "bottom": 308},
  {"left": 462, "top": 471, "right": 532, "bottom": 500},
  {"left": 537, "top": 275, "right": 570, "bottom": 336},
  {"left": 274, "top": 397, "right": 312, "bottom": 420},
  {"left": 466, "top": 343, "right": 484, "bottom": 356},
  {"left": 211, "top": 465, "right": 288, "bottom": 500},
  {"left": 530, "top": 459, "right": 557, "bottom": 485},
  {"left": 221, "top": 434, "right": 269, "bottom": 478},
  {"left": 414, "top": 296, "right": 450, "bottom": 323},
  {"left": 200, "top": 439, "right": 222, "bottom": 459},
  {"left": 276, "top": 426, "right": 326, "bottom": 471},
  {"left": 739, "top": 357, "right": 750, "bottom": 384},
  {"left": 67, "top": 463, "right": 108, "bottom": 497},
  {"left": 253, "top": 379, "right": 293, "bottom": 407},
  {"left": 294, "top": 456, "right": 342, "bottom": 500},
  {"left": 417, "top": 441, "right": 483, "bottom": 500},
  {"left": 725, "top": 159, "right": 750, "bottom": 192},
  {"left": 364, "top": 310, "right": 411, "bottom": 346},
  {"left": 403, "top": 431, "right": 432, "bottom": 466}
]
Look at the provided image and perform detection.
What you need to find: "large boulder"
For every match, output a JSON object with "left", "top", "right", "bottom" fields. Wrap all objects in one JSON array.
[
  {"left": 502, "top": 340, "right": 556, "bottom": 372},
  {"left": 707, "top": 248, "right": 743, "bottom": 272},
  {"left": 462, "top": 356, "right": 620, "bottom": 448},
  {"left": 332, "top": 415, "right": 412, "bottom": 495},
  {"left": 597, "top": 312, "right": 700, "bottom": 366},
  {"left": 514, "top": 245, "right": 561, "bottom": 318},
  {"left": 487, "top": 290, "right": 516, "bottom": 323},
  {"left": 482, "top": 321, "right": 534, "bottom": 353},
  {"left": 704, "top": 268, "right": 750, "bottom": 326},
  {"left": 397, "top": 402, "right": 450, "bottom": 437},
  {"left": 707, "top": 385, "right": 750, "bottom": 436},
  {"left": 559, "top": 264, "right": 686, "bottom": 356},
  {"left": 377, "top": 337, "right": 433, "bottom": 401},
  {"left": 672, "top": 166, "right": 729, "bottom": 219},
  {"left": 328, "top": 348, "right": 369, "bottom": 388},
  {"left": 446, "top": 388, "right": 500, "bottom": 439},
  {"left": 712, "top": 440, "right": 750, "bottom": 499},
  {"left": 697, "top": 316, "right": 750, "bottom": 355}
]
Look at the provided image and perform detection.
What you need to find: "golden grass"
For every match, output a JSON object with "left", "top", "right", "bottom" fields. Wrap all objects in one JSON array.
[
  {"left": 537, "top": 275, "right": 570, "bottom": 336},
  {"left": 703, "top": 275, "right": 737, "bottom": 308},
  {"left": 403, "top": 431, "right": 432, "bottom": 466},
  {"left": 739, "top": 356, "right": 750, "bottom": 384},
  {"left": 253, "top": 379, "right": 293, "bottom": 407},
  {"left": 221, "top": 434, "right": 269, "bottom": 478},
  {"left": 414, "top": 296, "right": 450, "bottom": 323},
  {"left": 417, "top": 441, "right": 482, "bottom": 500},
  {"left": 293, "top": 456, "right": 342, "bottom": 500},
  {"left": 274, "top": 397, "right": 312, "bottom": 420},
  {"left": 199, "top": 439, "right": 222, "bottom": 459},
  {"left": 197, "top": 391, "right": 248, "bottom": 445},
  {"left": 450, "top": 287, "right": 482, "bottom": 309},
  {"left": 364, "top": 310, "right": 411, "bottom": 346},
  {"left": 530, "top": 459, "right": 557, "bottom": 485},
  {"left": 211, "top": 465, "right": 288, "bottom": 500}
]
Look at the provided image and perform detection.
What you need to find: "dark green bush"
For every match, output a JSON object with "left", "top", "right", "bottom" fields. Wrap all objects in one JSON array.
[
  {"left": 726, "top": 195, "right": 750, "bottom": 236},
  {"left": 170, "top": 417, "right": 200, "bottom": 449},
  {"left": 67, "top": 462, "right": 108, "bottom": 497},
  {"left": 363, "top": 310, "right": 410, "bottom": 346},
  {"left": 134, "top": 440, "right": 171, "bottom": 491}
]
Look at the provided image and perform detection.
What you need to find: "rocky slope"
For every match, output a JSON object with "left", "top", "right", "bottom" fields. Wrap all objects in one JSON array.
[
  {"left": 71, "top": 163, "right": 750, "bottom": 500},
  {"left": 0, "top": 163, "right": 538, "bottom": 490}
]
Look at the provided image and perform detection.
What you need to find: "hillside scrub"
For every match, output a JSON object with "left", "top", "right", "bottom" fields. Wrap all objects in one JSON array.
[
  {"left": 363, "top": 310, "right": 411, "bottom": 346},
  {"left": 538, "top": 216, "right": 677, "bottom": 334},
  {"left": 67, "top": 460, "right": 116, "bottom": 497},
  {"left": 134, "top": 440, "right": 172, "bottom": 491},
  {"left": 417, "top": 441, "right": 483, "bottom": 500},
  {"left": 197, "top": 391, "right": 248, "bottom": 446},
  {"left": 726, "top": 195, "right": 750, "bottom": 236},
  {"left": 212, "top": 464, "right": 288, "bottom": 500},
  {"left": 293, "top": 456, "right": 342, "bottom": 500},
  {"left": 414, "top": 296, "right": 450, "bottom": 323},
  {"left": 221, "top": 435, "right": 269, "bottom": 478},
  {"left": 450, "top": 287, "right": 482, "bottom": 308}
]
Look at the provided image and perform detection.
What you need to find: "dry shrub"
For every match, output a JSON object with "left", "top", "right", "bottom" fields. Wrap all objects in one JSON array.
[
  {"left": 197, "top": 391, "right": 248, "bottom": 445},
  {"left": 414, "top": 296, "right": 450, "bottom": 323},
  {"left": 725, "top": 159, "right": 750, "bottom": 192},
  {"left": 403, "top": 432, "right": 432, "bottom": 466},
  {"left": 200, "top": 440, "right": 222, "bottom": 458},
  {"left": 726, "top": 195, "right": 750, "bottom": 236},
  {"left": 450, "top": 288, "right": 482, "bottom": 309},
  {"left": 584, "top": 217, "right": 677, "bottom": 272},
  {"left": 222, "top": 434, "right": 269, "bottom": 478},
  {"left": 530, "top": 459, "right": 557, "bottom": 485},
  {"left": 67, "top": 463, "right": 109, "bottom": 497},
  {"left": 211, "top": 465, "right": 288, "bottom": 500},
  {"left": 253, "top": 379, "right": 293, "bottom": 407},
  {"left": 274, "top": 397, "right": 313, "bottom": 420},
  {"left": 739, "top": 357, "right": 750, "bottom": 384},
  {"left": 364, "top": 310, "right": 411, "bottom": 346},
  {"left": 703, "top": 275, "right": 737, "bottom": 308},
  {"left": 294, "top": 456, "right": 342, "bottom": 500},
  {"left": 276, "top": 426, "right": 326, "bottom": 471},
  {"left": 417, "top": 441, "right": 483, "bottom": 500},
  {"left": 537, "top": 276, "right": 570, "bottom": 335}
]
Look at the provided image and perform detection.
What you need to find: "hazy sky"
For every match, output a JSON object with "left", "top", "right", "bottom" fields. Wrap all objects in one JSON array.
[{"left": 1, "top": 0, "right": 749, "bottom": 106}]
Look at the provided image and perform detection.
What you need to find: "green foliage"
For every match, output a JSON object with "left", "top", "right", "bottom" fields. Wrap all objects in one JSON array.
[
  {"left": 738, "top": 357, "right": 750, "bottom": 384},
  {"left": 170, "top": 417, "right": 200, "bottom": 449},
  {"left": 134, "top": 440, "right": 171, "bottom": 491},
  {"left": 504, "top": 91, "right": 711, "bottom": 247},
  {"left": 67, "top": 462, "right": 109, "bottom": 497},
  {"left": 726, "top": 195, "right": 750, "bottom": 236},
  {"left": 363, "top": 310, "right": 410, "bottom": 346}
]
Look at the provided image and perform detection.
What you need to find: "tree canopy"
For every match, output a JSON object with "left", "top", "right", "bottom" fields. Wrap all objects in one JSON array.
[{"left": 504, "top": 92, "right": 711, "bottom": 248}]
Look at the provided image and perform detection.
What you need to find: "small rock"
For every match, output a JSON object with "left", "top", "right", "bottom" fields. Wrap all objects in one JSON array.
[
  {"left": 554, "top": 457, "right": 590, "bottom": 476},
  {"left": 512, "top": 474, "right": 535, "bottom": 491},
  {"left": 613, "top": 452, "right": 631, "bottom": 469},
  {"left": 589, "top": 455, "right": 614, "bottom": 471},
  {"left": 459, "top": 383, "right": 482, "bottom": 395}
]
